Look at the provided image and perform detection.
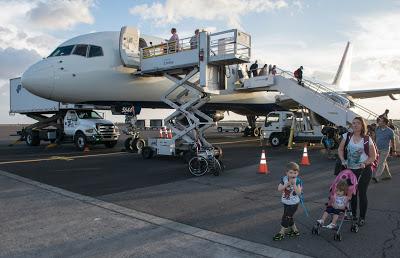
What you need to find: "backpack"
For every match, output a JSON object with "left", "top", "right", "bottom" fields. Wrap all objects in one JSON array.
[
  {"left": 343, "top": 133, "right": 379, "bottom": 172},
  {"left": 294, "top": 69, "right": 299, "bottom": 78}
]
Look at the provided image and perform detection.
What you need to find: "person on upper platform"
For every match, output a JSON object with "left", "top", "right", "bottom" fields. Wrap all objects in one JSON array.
[
  {"left": 250, "top": 60, "right": 258, "bottom": 77},
  {"left": 169, "top": 28, "right": 180, "bottom": 52},
  {"left": 190, "top": 29, "right": 199, "bottom": 49}
]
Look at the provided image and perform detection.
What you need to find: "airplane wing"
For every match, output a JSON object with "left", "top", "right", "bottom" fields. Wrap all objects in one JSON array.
[{"left": 341, "top": 88, "right": 400, "bottom": 100}]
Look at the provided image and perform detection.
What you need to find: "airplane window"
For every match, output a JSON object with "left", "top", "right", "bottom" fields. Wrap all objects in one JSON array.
[
  {"left": 73, "top": 44, "right": 88, "bottom": 57},
  {"left": 88, "top": 45, "right": 103, "bottom": 57},
  {"left": 48, "top": 45, "right": 74, "bottom": 57}
]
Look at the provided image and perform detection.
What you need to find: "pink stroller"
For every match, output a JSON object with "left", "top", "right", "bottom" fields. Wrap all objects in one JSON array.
[{"left": 311, "top": 169, "right": 359, "bottom": 241}]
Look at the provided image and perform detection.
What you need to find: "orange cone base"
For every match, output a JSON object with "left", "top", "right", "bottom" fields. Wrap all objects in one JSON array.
[
  {"left": 300, "top": 157, "right": 310, "bottom": 165},
  {"left": 258, "top": 164, "right": 269, "bottom": 174}
]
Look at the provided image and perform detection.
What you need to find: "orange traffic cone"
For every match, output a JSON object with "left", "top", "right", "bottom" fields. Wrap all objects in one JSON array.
[
  {"left": 168, "top": 129, "right": 173, "bottom": 139},
  {"left": 300, "top": 144, "right": 310, "bottom": 165},
  {"left": 258, "top": 150, "right": 269, "bottom": 174}
]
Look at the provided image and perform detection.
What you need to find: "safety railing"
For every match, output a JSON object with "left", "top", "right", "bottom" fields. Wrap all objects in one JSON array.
[
  {"left": 209, "top": 29, "right": 251, "bottom": 60},
  {"left": 276, "top": 68, "right": 380, "bottom": 121},
  {"left": 141, "top": 36, "right": 198, "bottom": 59}
]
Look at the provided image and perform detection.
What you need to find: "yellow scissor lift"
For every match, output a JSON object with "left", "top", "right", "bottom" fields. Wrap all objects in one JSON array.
[{"left": 138, "top": 29, "right": 251, "bottom": 176}]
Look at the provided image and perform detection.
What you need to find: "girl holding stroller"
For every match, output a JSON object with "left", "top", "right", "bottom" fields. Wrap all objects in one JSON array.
[{"left": 338, "top": 117, "right": 376, "bottom": 227}]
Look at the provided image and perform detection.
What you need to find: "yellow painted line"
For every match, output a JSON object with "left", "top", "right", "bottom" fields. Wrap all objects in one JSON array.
[
  {"left": 0, "top": 152, "right": 127, "bottom": 165},
  {"left": 50, "top": 156, "right": 74, "bottom": 161},
  {"left": 211, "top": 139, "right": 260, "bottom": 145}
]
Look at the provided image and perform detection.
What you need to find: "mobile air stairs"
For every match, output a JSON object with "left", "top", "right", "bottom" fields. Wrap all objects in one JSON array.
[
  {"left": 238, "top": 68, "right": 381, "bottom": 128},
  {"left": 134, "top": 29, "right": 251, "bottom": 176}
]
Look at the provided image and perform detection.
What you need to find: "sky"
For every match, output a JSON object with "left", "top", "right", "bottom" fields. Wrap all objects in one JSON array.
[{"left": 0, "top": 0, "right": 400, "bottom": 123}]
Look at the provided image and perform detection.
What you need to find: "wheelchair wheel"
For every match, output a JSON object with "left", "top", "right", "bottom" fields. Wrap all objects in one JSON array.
[{"left": 188, "top": 156, "right": 208, "bottom": 176}]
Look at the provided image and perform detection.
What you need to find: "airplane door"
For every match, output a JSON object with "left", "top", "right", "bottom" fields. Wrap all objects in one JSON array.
[{"left": 119, "top": 26, "right": 140, "bottom": 68}]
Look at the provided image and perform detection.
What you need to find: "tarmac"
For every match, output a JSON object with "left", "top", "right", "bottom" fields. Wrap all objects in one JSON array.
[{"left": 0, "top": 126, "right": 399, "bottom": 258}]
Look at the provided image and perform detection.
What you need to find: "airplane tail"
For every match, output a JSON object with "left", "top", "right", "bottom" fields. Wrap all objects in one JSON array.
[{"left": 332, "top": 41, "right": 352, "bottom": 91}]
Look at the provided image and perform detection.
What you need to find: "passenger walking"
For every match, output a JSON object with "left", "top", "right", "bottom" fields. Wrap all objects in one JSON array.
[
  {"left": 271, "top": 65, "right": 277, "bottom": 75},
  {"left": 250, "top": 60, "right": 258, "bottom": 77},
  {"left": 190, "top": 29, "right": 199, "bottom": 49},
  {"left": 169, "top": 28, "right": 180, "bottom": 52},
  {"left": 245, "top": 65, "right": 251, "bottom": 78},
  {"left": 372, "top": 116, "right": 396, "bottom": 182},
  {"left": 338, "top": 117, "right": 377, "bottom": 226},
  {"left": 273, "top": 162, "right": 303, "bottom": 241},
  {"left": 379, "top": 109, "right": 389, "bottom": 119},
  {"left": 294, "top": 66, "right": 303, "bottom": 85},
  {"left": 259, "top": 64, "right": 268, "bottom": 76}
]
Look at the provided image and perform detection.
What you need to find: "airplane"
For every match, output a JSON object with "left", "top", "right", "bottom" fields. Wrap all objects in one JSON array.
[{"left": 21, "top": 27, "right": 400, "bottom": 136}]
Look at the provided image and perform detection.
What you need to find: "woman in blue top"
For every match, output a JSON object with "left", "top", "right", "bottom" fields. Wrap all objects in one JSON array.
[{"left": 338, "top": 117, "right": 377, "bottom": 227}]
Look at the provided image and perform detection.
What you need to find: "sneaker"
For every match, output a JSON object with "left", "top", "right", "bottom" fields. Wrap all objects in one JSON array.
[
  {"left": 317, "top": 219, "right": 324, "bottom": 226},
  {"left": 273, "top": 233, "right": 285, "bottom": 241},
  {"left": 326, "top": 223, "right": 337, "bottom": 229},
  {"left": 381, "top": 176, "right": 392, "bottom": 181},
  {"left": 358, "top": 218, "right": 366, "bottom": 227},
  {"left": 372, "top": 177, "right": 379, "bottom": 183}
]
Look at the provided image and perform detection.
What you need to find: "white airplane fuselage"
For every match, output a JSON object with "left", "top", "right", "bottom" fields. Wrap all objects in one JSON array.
[{"left": 21, "top": 31, "right": 282, "bottom": 116}]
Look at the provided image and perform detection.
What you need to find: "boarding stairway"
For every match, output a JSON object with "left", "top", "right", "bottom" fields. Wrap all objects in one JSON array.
[
  {"left": 137, "top": 29, "right": 251, "bottom": 147},
  {"left": 239, "top": 68, "right": 380, "bottom": 127}
]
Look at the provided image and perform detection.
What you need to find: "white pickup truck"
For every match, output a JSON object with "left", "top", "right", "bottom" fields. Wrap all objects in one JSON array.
[
  {"left": 10, "top": 77, "right": 119, "bottom": 150},
  {"left": 260, "top": 111, "right": 323, "bottom": 147}
]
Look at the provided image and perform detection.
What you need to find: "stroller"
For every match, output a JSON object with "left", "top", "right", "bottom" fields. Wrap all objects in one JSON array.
[{"left": 311, "top": 169, "right": 360, "bottom": 241}]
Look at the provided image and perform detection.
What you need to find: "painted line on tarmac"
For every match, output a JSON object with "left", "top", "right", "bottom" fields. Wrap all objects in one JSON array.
[
  {"left": 0, "top": 152, "right": 127, "bottom": 165},
  {"left": 211, "top": 139, "right": 260, "bottom": 145},
  {"left": 0, "top": 169, "right": 312, "bottom": 258}
]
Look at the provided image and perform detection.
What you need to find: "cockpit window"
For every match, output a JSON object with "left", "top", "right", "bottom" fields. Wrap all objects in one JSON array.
[
  {"left": 88, "top": 45, "right": 103, "bottom": 57},
  {"left": 48, "top": 45, "right": 74, "bottom": 57},
  {"left": 73, "top": 44, "right": 88, "bottom": 57}
]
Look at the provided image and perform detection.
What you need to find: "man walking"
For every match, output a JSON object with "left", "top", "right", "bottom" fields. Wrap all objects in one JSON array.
[
  {"left": 294, "top": 66, "right": 303, "bottom": 85},
  {"left": 250, "top": 60, "right": 258, "bottom": 77},
  {"left": 373, "top": 116, "right": 396, "bottom": 182}
]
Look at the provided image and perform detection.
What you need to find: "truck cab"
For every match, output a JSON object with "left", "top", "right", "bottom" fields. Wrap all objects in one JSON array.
[
  {"left": 63, "top": 110, "right": 119, "bottom": 150},
  {"left": 261, "top": 111, "right": 323, "bottom": 147}
]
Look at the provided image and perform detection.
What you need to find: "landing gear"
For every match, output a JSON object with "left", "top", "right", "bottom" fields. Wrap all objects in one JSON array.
[
  {"left": 123, "top": 114, "right": 145, "bottom": 152},
  {"left": 243, "top": 115, "right": 261, "bottom": 137}
]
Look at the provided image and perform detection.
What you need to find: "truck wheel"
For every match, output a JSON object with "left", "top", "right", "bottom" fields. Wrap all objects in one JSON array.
[
  {"left": 26, "top": 131, "right": 40, "bottom": 146},
  {"left": 234, "top": 127, "right": 239, "bottom": 133},
  {"left": 74, "top": 132, "right": 87, "bottom": 151},
  {"left": 105, "top": 141, "right": 117, "bottom": 148},
  {"left": 269, "top": 134, "right": 282, "bottom": 147},
  {"left": 253, "top": 127, "right": 260, "bottom": 137},
  {"left": 141, "top": 146, "right": 154, "bottom": 159},
  {"left": 217, "top": 127, "right": 223, "bottom": 133}
]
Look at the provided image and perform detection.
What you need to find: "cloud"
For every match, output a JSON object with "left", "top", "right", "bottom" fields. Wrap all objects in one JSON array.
[
  {"left": 130, "top": 0, "right": 290, "bottom": 29},
  {"left": 0, "top": 48, "right": 42, "bottom": 78},
  {"left": 27, "top": 0, "right": 95, "bottom": 30}
]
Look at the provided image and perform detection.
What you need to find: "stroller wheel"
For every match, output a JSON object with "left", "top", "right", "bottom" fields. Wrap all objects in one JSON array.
[
  {"left": 351, "top": 224, "right": 359, "bottom": 233},
  {"left": 334, "top": 233, "right": 342, "bottom": 241},
  {"left": 311, "top": 227, "right": 317, "bottom": 235}
]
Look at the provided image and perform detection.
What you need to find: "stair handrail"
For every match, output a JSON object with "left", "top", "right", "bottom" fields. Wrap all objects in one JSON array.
[{"left": 275, "top": 68, "right": 380, "bottom": 121}]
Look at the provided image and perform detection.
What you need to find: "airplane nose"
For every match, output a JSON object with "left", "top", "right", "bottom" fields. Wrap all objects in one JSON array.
[{"left": 21, "top": 60, "right": 54, "bottom": 99}]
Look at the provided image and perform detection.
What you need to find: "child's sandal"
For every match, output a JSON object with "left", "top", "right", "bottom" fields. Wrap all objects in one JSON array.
[{"left": 273, "top": 233, "right": 284, "bottom": 241}]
